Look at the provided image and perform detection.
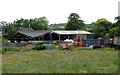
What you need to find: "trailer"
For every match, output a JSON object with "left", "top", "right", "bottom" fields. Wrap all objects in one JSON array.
[
  {"left": 82, "top": 39, "right": 105, "bottom": 49},
  {"left": 113, "top": 36, "right": 120, "bottom": 50}
]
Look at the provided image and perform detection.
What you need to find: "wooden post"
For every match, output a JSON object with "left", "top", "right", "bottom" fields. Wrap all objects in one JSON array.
[
  {"left": 34, "top": 37, "right": 35, "bottom": 41},
  {"left": 68, "top": 35, "right": 69, "bottom": 39},
  {"left": 50, "top": 33, "right": 52, "bottom": 43},
  {"left": 42, "top": 35, "right": 44, "bottom": 41},
  {"left": 39, "top": 37, "right": 40, "bottom": 41},
  {"left": 59, "top": 34, "right": 60, "bottom": 41},
  {"left": 30, "top": 38, "right": 32, "bottom": 42}
]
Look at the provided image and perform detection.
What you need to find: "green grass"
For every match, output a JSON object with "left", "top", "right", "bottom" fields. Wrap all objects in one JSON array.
[
  {"left": 0, "top": 37, "right": 2, "bottom": 74},
  {"left": 2, "top": 48, "right": 118, "bottom": 73}
]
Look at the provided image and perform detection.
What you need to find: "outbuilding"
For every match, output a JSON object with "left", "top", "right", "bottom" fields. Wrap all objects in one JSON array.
[{"left": 8, "top": 27, "right": 94, "bottom": 43}]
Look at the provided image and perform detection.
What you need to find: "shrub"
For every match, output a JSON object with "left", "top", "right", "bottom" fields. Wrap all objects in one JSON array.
[
  {"left": 33, "top": 45, "right": 46, "bottom": 50},
  {"left": 1, "top": 47, "right": 20, "bottom": 54},
  {"left": 36, "top": 42, "right": 44, "bottom": 45},
  {"left": 2, "top": 38, "right": 8, "bottom": 43}
]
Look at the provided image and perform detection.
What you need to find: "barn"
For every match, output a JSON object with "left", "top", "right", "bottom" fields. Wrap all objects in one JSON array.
[{"left": 8, "top": 27, "right": 94, "bottom": 43}]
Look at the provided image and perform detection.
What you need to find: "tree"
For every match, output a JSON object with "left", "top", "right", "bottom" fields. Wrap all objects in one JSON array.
[
  {"left": 0, "top": 21, "right": 8, "bottom": 34},
  {"left": 33, "top": 17, "right": 49, "bottom": 30},
  {"left": 109, "top": 27, "right": 120, "bottom": 37},
  {"left": 108, "top": 16, "right": 120, "bottom": 37},
  {"left": 1, "top": 16, "right": 49, "bottom": 38},
  {"left": 93, "top": 18, "right": 112, "bottom": 38},
  {"left": 115, "top": 16, "right": 120, "bottom": 22},
  {"left": 88, "top": 28, "right": 93, "bottom": 33},
  {"left": 7, "top": 29, "right": 17, "bottom": 37},
  {"left": 93, "top": 26, "right": 106, "bottom": 38},
  {"left": 65, "top": 13, "right": 85, "bottom": 30}
]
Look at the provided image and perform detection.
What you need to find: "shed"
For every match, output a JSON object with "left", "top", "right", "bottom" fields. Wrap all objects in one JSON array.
[
  {"left": 52, "top": 30, "right": 93, "bottom": 41},
  {"left": 8, "top": 27, "right": 94, "bottom": 43},
  {"left": 8, "top": 28, "right": 51, "bottom": 43}
]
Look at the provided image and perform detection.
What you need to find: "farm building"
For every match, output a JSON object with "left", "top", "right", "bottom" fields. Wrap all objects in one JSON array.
[{"left": 8, "top": 27, "right": 94, "bottom": 43}]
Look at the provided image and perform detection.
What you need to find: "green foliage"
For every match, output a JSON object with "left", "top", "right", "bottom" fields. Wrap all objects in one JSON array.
[
  {"left": 65, "top": 13, "right": 85, "bottom": 30},
  {"left": 88, "top": 28, "right": 93, "bottom": 32},
  {"left": 2, "top": 47, "right": 19, "bottom": 54},
  {"left": 93, "top": 18, "right": 112, "bottom": 38},
  {"left": 33, "top": 42, "right": 48, "bottom": 50},
  {"left": 2, "top": 38, "right": 8, "bottom": 43},
  {"left": 36, "top": 42, "right": 44, "bottom": 45},
  {"left": 1, "top": 47, "right": 38, "bottom": 54},
  {"left": 93, "top": 26, "right": 106, "bottom": 38},
  {"left": 108, "top": 16, "right": 120, "bottom": 37},
  {"left": 1, "top": 17, "right": 49, "bottom": 38},
  {"left": 93, "top": 17, "right": 120, "bottom": 38},
  {"left": 7, "top": 29, "right": 17, "bottom": 37},
  {"left": 33, "top": 45, "right": 46, "bottom": 50},
  {"left": 105, "top": 33, "right": 110, "bottom": 39},
  {"left": 115, "top": 16, "right": 120, "bottom": 21},
  {"left": 109, "top": 26, "right": 120, "bottom": 37},
  {"left": 30, "top": 17, "right": 49, "bottom": 30}
]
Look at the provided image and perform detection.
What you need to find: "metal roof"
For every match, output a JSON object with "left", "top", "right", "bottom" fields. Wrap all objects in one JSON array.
[
  {"left": 17, "top": 28, "right": 93, "bottom": 38},
  {"left": 52, "top": 30, "right": 93, "bottom": 35},
  {"left": 18, "top": 28, "right": 50, "bottom": 38}
]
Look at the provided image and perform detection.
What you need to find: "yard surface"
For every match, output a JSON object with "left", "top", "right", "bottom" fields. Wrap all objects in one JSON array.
[{"left": 2, "top": 48, "right": 118, "bottom": 73}]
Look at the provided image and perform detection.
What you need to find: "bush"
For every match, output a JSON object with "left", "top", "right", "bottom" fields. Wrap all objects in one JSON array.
[
  {"left": 33, "top": 45, "right": 46, "bottom": 50},
  {"left": 36, "top": 42, "right": 44, "bottom": 45},
  {"left": 2, "top": 38, "right": 8, "bottom": 43},
  {"left": 45, "top": 44, "right": 59, "bottom": 50},
  {"left": 33, "top": 42, "right": 49, "bottom": 50},
  {"left": 1, "top": 47, "right": 20, "bottom": 54}
]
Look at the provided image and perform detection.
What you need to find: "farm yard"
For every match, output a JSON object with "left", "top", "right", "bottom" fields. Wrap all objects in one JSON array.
[
  {"left": 1, "top": 4, "right": 120, "bottom": 73},
  {"left": 1, "top": 20, "right": 120, "bottom": 73},
  {"left": 2, "top": 48, "right": 118, "bottom": 73}
]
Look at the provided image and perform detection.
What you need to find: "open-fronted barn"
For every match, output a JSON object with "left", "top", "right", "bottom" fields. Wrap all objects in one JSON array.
[
  {"left": 51, "top": 31, "right": 93, "bottom": 41},
  {"left": 8, "top": 27, "right": 94, "bottom": 43},
  {"left": 8, "top": 28, "right": 51, "bottom": 43}
]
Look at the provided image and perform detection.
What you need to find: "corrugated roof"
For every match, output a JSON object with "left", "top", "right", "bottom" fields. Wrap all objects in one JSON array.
[
  {"left": 17, "top": 28, "right": 93, "bottom": 38},
  {"left": 52, "top": 30, "right": 93, "bottom": 35},
  {"left": 18, "top": 28, "right": 50, "bottom": 38}
]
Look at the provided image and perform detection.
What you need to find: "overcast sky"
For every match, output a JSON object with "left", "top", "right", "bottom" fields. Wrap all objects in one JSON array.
[{"left": 0, "top": 0, "right": 119, "bottom": 24}]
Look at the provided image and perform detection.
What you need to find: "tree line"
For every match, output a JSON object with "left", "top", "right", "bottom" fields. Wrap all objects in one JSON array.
[
  {"left": 1, "top": 17, "right": 49, "bottom": 37},
  {"left": 0, "top": 13, "right": 120, "bottom": 39}
]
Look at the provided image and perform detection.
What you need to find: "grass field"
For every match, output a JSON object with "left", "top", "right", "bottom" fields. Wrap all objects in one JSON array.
[
  {"left": 2, "top": 48, "right": 118, "bottom": 73},
  {"left": 0, "top": 37, "right": 2, "bottom": 74}
]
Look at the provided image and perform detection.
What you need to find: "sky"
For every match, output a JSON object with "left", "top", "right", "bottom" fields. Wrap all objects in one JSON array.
[{"left": 0, "top": 0, "right": 119, "bottom": 24}]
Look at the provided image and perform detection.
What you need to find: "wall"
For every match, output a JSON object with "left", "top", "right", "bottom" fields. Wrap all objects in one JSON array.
[
  {"left": 76, "top": 34, "right": 87, "bottom": 40},
  {"left": 2, "top": 42, "right": 35, "bottom": 47}
]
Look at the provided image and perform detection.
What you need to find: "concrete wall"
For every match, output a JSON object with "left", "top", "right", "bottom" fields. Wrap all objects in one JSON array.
[{"left": 2, "top": 42, "right": 34, "bottom": 47}]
